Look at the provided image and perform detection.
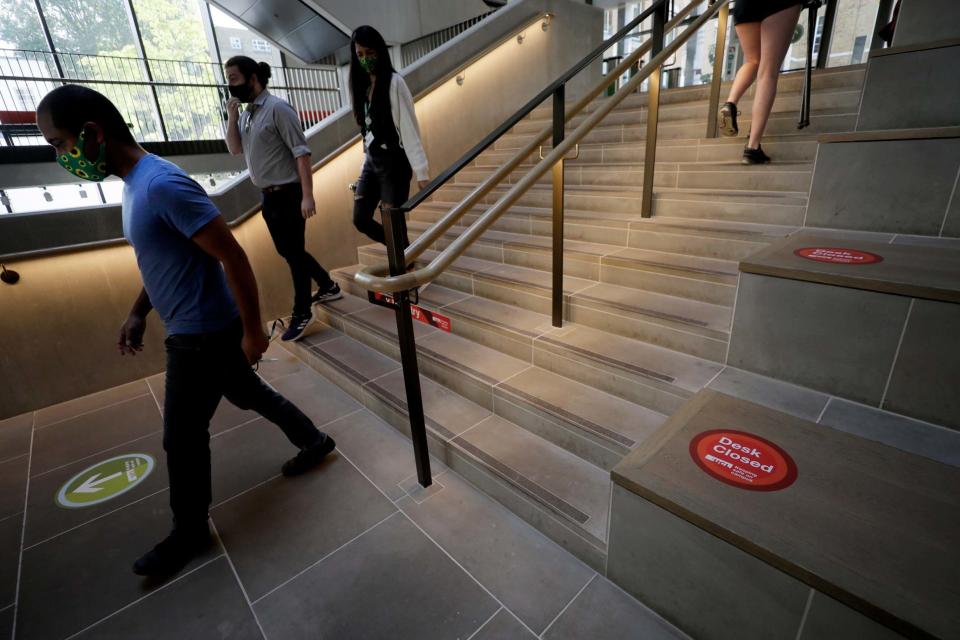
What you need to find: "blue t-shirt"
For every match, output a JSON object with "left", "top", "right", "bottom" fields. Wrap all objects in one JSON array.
[{"left": 122, "top": 154, "right": 239, "bottom": 335}]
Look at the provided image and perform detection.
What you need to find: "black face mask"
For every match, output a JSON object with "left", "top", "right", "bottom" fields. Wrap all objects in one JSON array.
[{"left": 228, "top": 82, "right": 254, "bottom": 102}]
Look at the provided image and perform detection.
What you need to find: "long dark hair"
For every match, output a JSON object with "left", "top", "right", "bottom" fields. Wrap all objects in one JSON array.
[
  {"left": 349, "top": 25, "right": 395, "bottom": 130},
  {"left": 225, "top": 55, "right": 272, "bottom": 87}
]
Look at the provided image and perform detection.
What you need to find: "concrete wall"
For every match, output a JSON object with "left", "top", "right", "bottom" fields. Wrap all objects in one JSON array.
[
  {"left": 727, "top": 274, "right": 960, "bottom": 430},
  {"left": 305, "top": 0, "right": 494, "bottom": 44},
  {"left": 856, "top": 44, "right": 960, "bottom": 131},
  {"left": 892, "top": 0, "right": 960, "bottom": 47},
  {"left": 607, "top": 485, "right": 903, "bottom": 640},
  {"left": 805, "top": 136, "right": 960, "bottom": 236},
  {"left": 0, "top": 0, "right": 604, "bottom": 419}
]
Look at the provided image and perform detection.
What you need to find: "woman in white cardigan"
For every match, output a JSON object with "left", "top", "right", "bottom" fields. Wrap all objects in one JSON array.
[{"left": 349, "top": 25, "right": 429, "bottom": 250}]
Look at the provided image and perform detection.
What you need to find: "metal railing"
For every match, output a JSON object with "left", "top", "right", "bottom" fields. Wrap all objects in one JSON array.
[
  {"left": 356, "top": 0, "right": 732, "bottom": 487},
  {"left": 400, "top": 11, "right": 499, "bottom": 68},
  {"left": 0, "top": 48, "right": 341, "bottom": 145}
]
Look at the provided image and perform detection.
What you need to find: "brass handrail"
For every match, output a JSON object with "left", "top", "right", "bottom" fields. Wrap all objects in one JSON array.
[{"left": 355, "top": 0, "right": 726, "bottom": 293}]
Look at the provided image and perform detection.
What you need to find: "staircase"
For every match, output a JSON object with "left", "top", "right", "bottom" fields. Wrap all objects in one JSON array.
[{"left": 286, "top": 65, "right": 866, "bottom": 570}]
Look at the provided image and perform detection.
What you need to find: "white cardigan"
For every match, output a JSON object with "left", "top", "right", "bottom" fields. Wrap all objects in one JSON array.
[{"left": 363, "top": 74, "right": 429, "bottom": 182}]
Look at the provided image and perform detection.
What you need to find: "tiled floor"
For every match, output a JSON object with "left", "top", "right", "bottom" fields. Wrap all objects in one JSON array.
[{"left": 0, "top": 344, "right": 687, "bottom": 640}]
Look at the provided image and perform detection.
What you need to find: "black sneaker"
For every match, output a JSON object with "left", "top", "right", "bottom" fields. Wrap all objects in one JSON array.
[
  {"left": 742, "top": 144, "right": 771, "bottom": 165},
  {"left": 311, "top": 282, "right": 343, "bottom": 304},
  {"left": 281, "top": 313, "right": 314, "bottom": 342},
  {"left": 719, "top": 102, "right": 739, "bottom": 137},
  {"left": 282, "top": 434, "right": 336, "bottom": 477},
  {"left": 133, "top": 527, "right": 212, "bottom": 578}
]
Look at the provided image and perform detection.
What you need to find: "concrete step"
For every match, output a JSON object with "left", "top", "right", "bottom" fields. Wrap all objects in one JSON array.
[
  {"left": 454, "top": 160, "right": 813, "bottom": 193},
  {"left": 386, "top": 221, "right": 740, "bottom": 305},
  {"left": 474, "top": 136, "right": 820, "bottom": 168},
  {"left": 516, "top": 88, "right": 863, "bottom": 135},
  {"left": 285, "top": 321, "right": 611, "bottom": 569},
  {"left": 494, "top": 109, "right": 857, "bottom": 150},
  {"left": 527, "top": 65, "right": 865, "bottom": 120},
  {"left": 417, "top": 200, "right": 793, "bottom": 261}
]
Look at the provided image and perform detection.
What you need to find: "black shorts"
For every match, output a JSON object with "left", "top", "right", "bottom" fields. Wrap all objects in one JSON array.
[{"left": 732, "top": 0, "right": 802, "bottom": 24}]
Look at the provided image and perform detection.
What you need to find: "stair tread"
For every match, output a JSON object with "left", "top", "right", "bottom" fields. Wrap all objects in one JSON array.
[
  {"left": 457, "top": 415, "right": 611, "bottom": 542},
  {"left": 572, "top": 282, "right": 732, "bottom": 333}
]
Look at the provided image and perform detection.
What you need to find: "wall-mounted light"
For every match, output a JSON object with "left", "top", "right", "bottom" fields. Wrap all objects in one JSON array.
[
  {"left": 77, "top": 184, "right": 88, "bottom": 199},
  {"left": 1, "top": 264, "right": 20, "bottom": 285},
  {"left": 42, "top": 187, "right": 53, "bottom": 202},
  {"left": 517, "top": 33, "right": 525, "bottom": 45},
  {"left": 456, "top": 73, "right": 465, "bottom": 86},
  {"left": 542, "top": 14, "right": 553, "bottom": 31}
]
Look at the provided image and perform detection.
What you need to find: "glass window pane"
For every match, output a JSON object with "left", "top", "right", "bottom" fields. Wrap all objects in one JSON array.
[
  {"left": 826, "top": 0, "right": 881, "bottom": 67},
  {"left": 0, "top": 0, "right": 49, "bottom": 51},
  {"left": 131, "top": 0, "right": 211, "bottom": 63},
  {"left": 38, "top": 0, "right": 138, "bottom": 55}
]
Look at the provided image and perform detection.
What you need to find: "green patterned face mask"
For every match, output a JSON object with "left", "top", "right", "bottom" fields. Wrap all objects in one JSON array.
[
  {"left": 359, "top": 55, "right": 377, "bottom": 74},
  {"left": 56, "top": 130, "right": 109, "bottom": 182}
]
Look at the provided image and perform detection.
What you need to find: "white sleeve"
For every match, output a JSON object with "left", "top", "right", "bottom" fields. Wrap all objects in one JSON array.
[{"left": 393, "top": 75, "right": 429, "bottom": 182}]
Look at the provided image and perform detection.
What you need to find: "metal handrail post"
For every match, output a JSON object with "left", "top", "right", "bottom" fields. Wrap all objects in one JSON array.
[
  {"left": 815, "top": 0, "right": 839, "bottom": 69},
  {"left": 382, "top": 206, "right": 432, "bottom": 487},
  {"left": 705, "top": 0, "right": 730, "bottom": 138},
  {"left": 870, "top": 0, "right": 896, "bottom": 51},
  {"left": 641, "top": 1, "right": 668, "bottom": 218},
  {"left": 551, "top": 83, "right": 565, "bottom": 328}
]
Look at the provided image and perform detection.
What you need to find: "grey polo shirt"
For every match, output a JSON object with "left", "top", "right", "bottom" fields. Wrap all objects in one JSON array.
[{"left": 238, "top": 89, "right": 311, "bottom": 189}]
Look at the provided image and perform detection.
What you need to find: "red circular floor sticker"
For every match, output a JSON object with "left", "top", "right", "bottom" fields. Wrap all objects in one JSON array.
[
  {"left": 794, "top": 247, "right": 883, "bottom": 265},
  {"left": 689, "top": 430, "right": 798, "bottom": 492}
]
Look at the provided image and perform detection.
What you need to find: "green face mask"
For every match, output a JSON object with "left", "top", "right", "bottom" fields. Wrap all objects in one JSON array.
[
  {"left": 359, "top": 55, "right": 377, "bottom": 74},
  {"left": 57, "top": 130, "right": 109, "bottom": 182}
]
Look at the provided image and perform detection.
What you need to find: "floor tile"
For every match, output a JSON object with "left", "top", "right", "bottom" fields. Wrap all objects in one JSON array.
[
  {"left": 0, "top": 605, "right": 11, "bottom": 640},
  {"left": 146, "top": 373, "right": 258, "bottom": 435},
  {"left": 543, "top": 576, "right": 687, "bottom": 640},
  {"left": 34, "top": 381, "right": 151, "bottom": 429},
  {"left": 211, "top": 453, "right": 395, "bottom": 601},
  {"left": 472, "top": 609, "right": 537, "bottom": 639},
  {"left": 255, "top": 512, "right": 498, "bottom": 640},
  {"left": 323, "top": 411, "right": 444, "bottom": 502},
  {"left": 24, "top": 431, "right": 167, "bottom": 548},
  {"left": 30, "top": 395, "right": 163, "bottom": 476},
  {"left": 0, "top": 513, "right": 22, "bottom": 608},
  {"left": 210, "top": 417, "right": 308, "bottom": 507},
  {"left": 399, "top": 471, "right": 594, "bottom": 634},
  {"left": 265, "top": 369, "right": 361, "bottom": 429},
  {"left": 0, "top": 456, "right": 27, "bottom": 520},
  {"left": 255, "top": 342, "right": 312, "bottom": 382},
  {"left": 71, "top": 557, "right": 262, "bottom": 640},
  {"left": 15, "top": 491, "right": 219, "bottom": 640},
  {"left": 708, "top": 367, "right": 830, "bottom": 422},
  {"left": 819, "top": 398, "right": 960, "bottom": 468},
  {"left": 0, "top": 413, "right": 33, "bottom": 462}
]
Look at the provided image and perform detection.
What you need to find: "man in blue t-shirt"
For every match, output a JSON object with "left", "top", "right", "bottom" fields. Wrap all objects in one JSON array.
[{"left": 37, "top": 85, "right": 336, "bottom": 579}]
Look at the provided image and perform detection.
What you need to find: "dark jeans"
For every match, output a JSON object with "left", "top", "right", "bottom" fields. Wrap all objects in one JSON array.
[
  {"left": 353, "top": 150, "right": 413, "bottom": 247},
  {"left": 163, "top": 318, "right": 323, "bottom": 530},
  {"left": 262, "top": 183, "right": 334, "bottom": 317}
]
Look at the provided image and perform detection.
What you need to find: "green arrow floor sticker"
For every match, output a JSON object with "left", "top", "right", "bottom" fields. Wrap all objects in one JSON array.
[{"left": 56, "top": 453, "right": 155, "bottom": 509}]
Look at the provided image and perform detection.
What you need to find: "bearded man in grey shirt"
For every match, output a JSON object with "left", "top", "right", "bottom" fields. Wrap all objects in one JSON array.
[{"left": 225, "top": 56, "right": 342, "bottom": 342}]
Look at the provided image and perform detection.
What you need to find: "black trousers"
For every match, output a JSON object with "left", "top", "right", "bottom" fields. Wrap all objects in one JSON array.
[
  {"left": 163, "top": 318, "right": 323, "bottom": 530},
  {"left": 261, "top": 183, "right": 334, "bottom": 317},
  {"left": 353, "top": 150, "right": 413, "bottom": 247}
]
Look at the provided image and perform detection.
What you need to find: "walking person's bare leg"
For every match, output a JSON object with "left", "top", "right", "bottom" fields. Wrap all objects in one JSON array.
[
  {"left": 719, "top": 22, "right": 760, "bottom": 137},
  {"left": 747, "top": 5, "right": 802, "bottom": 149}
]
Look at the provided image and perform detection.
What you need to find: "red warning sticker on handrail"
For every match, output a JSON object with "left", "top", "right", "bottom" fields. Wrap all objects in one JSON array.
[
  {"left": 371, "top": 292, "right": 452, "bottom": 332},
  {"left": 689, "top": 430, "right": 798, "bottom": 492},
  {"left": 794, "top": 247, "right": 883, "bottom": 265}
]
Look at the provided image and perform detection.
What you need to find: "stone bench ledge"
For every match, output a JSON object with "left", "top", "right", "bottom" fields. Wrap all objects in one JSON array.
[{"left": 612, "top": 389, "right": 960, "bottom": 639}]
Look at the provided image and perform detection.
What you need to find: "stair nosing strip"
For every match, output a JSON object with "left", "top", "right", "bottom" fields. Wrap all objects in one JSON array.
[
  {"left": 452, "top": 436, "right": 592, "bottom": 526},
  {"left": 537, "top": 335, "right": 676, "bottom": 384},
  {"left": 572, "top": 293, "right": 713, "bottom": 329},
  {"left": 364, "top": 380, "right": 459, "bottom": 442},
  {"left": 496, "top": 383, "right": 636, "bottom": 449}
]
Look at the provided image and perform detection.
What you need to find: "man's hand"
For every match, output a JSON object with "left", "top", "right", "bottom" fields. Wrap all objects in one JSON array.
[
  {"left": 118, "top": 314, "right": 146, "bottom": 356},
  {"left": 226, "top": 97, "right": 242, "bottom": 123},
  {"left": 417, "top": 180, "right": 429, "bottom": 191},
  {"left": 242, "top": 330, "right": 269, "bottom": 365},
  {"left": 301, "top": 194, "right": 317, "bottom": 219}
]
